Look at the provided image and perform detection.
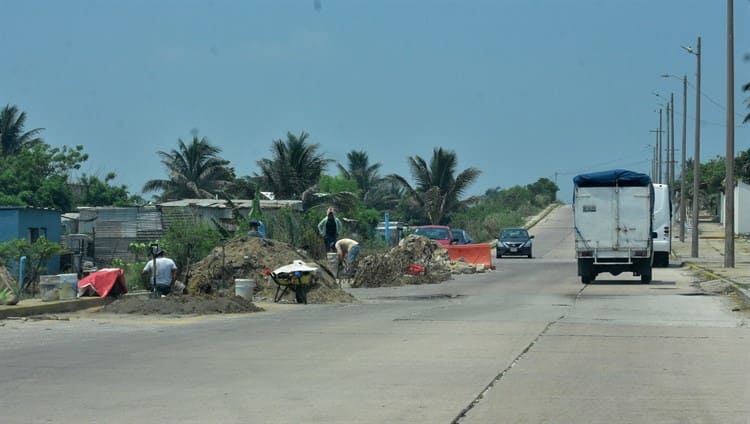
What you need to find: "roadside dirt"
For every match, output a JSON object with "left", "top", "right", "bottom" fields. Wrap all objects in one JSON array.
[
  {"left": 99, "top": 294, "right": 264, "bottom": 315},
  {"left": 93, "top": 234, "right": 477, "bottom": 315}
]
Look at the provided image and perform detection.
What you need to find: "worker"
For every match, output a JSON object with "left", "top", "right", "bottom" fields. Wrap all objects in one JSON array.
[
  {"left": 247, "top": 219, "right": 264, "bottom": 238},
  {"left": 317, "top": 207, "right": 342, "bottom": 252},
  {"left": 141, "top": 247, "right": 178, "bottom": 296},
  {"left": 335, "top": 238, "right": 360, "bottom": 275}
]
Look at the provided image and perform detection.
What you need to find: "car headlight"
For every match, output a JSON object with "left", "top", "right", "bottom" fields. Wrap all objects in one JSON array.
[{"left": 523, "top": 240, "right": 532, "bottom": 247}]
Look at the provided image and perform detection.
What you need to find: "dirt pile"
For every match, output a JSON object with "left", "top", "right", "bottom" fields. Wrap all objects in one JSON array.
[
  {"left": 186, "top": 236, "right": 356, "bottom": 304},
  {"left": 99, "top": 294, "right": 263, "bottom": 315},
  {"left": 352, "top": 235, "right": 452, "bottom": 288}
]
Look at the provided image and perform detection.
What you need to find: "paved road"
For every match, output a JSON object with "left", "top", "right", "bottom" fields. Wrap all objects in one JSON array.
[{"left": 1, "top": 206, "right": 749, "bottom": 423}]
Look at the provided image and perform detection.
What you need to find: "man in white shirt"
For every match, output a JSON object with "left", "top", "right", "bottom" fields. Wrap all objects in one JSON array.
[
  {"left": 141, "top": 247, "right": 178, "bottom": 296},
  {"left": 334, "top": 238, "right": 360, "bottom": 275}
]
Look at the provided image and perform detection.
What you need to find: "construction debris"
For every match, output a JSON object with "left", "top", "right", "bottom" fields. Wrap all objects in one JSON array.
[{"left": 352, "top": 235, "right": 453, "bottom": 288}]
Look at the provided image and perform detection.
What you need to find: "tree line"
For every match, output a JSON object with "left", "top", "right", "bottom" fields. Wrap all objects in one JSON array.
[{"left": 0, "top": 104, "right": 560, "bottom": 240}]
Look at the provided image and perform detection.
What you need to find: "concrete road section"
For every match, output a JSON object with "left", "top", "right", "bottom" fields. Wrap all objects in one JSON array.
[{"left": 1, "top": 205, "right": 749, "bottom": 423}]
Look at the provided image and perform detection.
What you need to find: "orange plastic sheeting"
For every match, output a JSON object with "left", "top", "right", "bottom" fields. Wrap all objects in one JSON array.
[{"left": 445, "top": 243, "right": 492, "bottom": 268}]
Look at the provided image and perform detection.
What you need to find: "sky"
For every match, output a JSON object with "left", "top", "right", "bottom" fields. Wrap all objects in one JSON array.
[{"left": 2, "top": 0, "right": 749, "bottom": 204}]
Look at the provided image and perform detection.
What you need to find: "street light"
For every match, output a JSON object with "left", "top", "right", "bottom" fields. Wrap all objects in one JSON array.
[
  {"left": 682, "top": 37, "right": 701, "bottom": 258},
  {"left": 661, "top": 73, "right": 688, "bottom": 243}
]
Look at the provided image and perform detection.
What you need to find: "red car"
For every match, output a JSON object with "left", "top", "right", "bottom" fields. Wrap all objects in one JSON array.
[{"left": 412, "top": 225, "right": 456, "bottom": 247}]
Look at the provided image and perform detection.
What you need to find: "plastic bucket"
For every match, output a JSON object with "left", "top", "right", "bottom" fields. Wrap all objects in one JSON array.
[
  {"left": 58, "top": 273, "right": 78, "bottom": 300},
  {"left": 327, "top": 252, "right": 338, "bottom": 269},
  {"left": 234, "top": 278, "right": 254, "bottom": 300}
]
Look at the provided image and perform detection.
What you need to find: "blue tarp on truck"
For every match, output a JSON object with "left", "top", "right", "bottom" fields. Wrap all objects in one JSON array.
[{"left": 573, "top": 169, "right": 652, "bottom": 188}]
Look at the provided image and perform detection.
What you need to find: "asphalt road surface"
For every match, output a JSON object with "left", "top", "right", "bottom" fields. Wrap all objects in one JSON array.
[{"left": 1, "top": 205, "right": 749, "bottom": 423}]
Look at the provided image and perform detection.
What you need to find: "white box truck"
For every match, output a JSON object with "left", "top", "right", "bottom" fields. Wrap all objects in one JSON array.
[
  {"left": 573, "top": 170, "right": 655, "bottom": 284},
  {"left": 651, "top": 183, "right": 671, "bottom": 267}
]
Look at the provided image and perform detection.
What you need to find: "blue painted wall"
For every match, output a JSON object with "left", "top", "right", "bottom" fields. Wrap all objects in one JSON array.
[{"left": 0, "top": 207, "right": 62, "bottom": 274}]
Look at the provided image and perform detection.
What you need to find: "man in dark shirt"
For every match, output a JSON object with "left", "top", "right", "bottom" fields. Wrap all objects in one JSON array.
[{"left": 317, "top": 207, "right": 342, "bottom": 252}]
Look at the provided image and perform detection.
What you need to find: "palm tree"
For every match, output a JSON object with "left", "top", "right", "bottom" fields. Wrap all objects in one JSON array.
[
  {"left": 142, "top": 136, "right": 234, "bottom": 200},
  {"left": 0, "top": 105, "right": 44, "bottom": 156},
  {"left": 387, "top": 147, "right": 481, "bottom": 225},
  {"left": 256, "top": 131, "right": 332, "bottom": 199},
  {"left": 336, "top": 150, "right": 382, "bottom": 199}
]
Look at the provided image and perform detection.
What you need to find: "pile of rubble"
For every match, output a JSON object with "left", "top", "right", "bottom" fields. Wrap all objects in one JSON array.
[
  {"left": 186, "top": 237, "right": 356, "bottom": 304},
  {"left": 352, "top": 235, "right": 454, "bottom": 288}
]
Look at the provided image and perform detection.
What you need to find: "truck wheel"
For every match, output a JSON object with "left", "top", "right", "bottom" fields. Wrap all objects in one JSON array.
[
  {"left": 581, "top": 274, "right": 593, "bottom": 284},
  {"left": 640, "top": 266, "right": 653, "bottom": 284},
  {"left": 654, "top": 252, "right": 670, "bottom": 268}
]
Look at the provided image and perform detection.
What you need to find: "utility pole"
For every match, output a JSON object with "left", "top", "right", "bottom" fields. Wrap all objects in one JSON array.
[
  {"left": 680, "top": 76, "right": 687, "bottom": 242},
  {"left": 658, "top": 108, "right": 663, "bottom": 183},
  {"left": 725, "top": 0, "right": 735, "bottom": 267},
  {"left": 670, "top": 92, "right": 675, "bottom": 197},
  {"left": 649, "top": 130, "right": 660, "bottom": 179},
  {"left": 683, "top": 37, "right": 701, "bottom": 258}
]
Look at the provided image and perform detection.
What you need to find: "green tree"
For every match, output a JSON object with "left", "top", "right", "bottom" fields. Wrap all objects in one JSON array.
[
  {"left": 527, "top": 177, "right": 559, "bottom": 205},
  {"left": 387, "top": 147, "right": 481, "bottom": 225},
  {"left": 0, "top": 104, "right": 44, "bottom": 156},
  {"left": 159, "top": 213, "right": 222, "bottom": 281},
  {"left": 142, "top": 135, "right": 234, "bottom": 201},
  {"left": 73, "top": 172, "right": 136, "bottom": 206},
  {"left": 735, "top": 148, "right": 750, "bottom": 185},
  {"left": 0, "top": 143, "right": 88, "bottom": 211},
  {"left": 0, "top": 237, "right": 67, "bottom": 297},
  {"left": 336, "top": 150, "right": 382, "bottom": 200},
  {"left": 256, "top": 131, "right": 332, "bottom": 199},
  {"left": 319, "top": 174, "right": 360, "bottom": 196}
]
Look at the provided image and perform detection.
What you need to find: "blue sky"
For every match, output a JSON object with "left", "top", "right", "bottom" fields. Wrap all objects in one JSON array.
[{"left": 2, "top": 0, "right": 749, "bottom": 203}]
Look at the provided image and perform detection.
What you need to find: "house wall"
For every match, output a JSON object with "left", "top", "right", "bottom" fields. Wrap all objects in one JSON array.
[
  {"left": 0, "top": 209, "right": 21, "bottom": 242},
  {"left": 0, "top": 207, "right": 62, "bottom": 273},
  {"left": 719, "top": 182, "right": 750, "bottom": 235},
  {"left": 736, "top": 182, "right": 750, "bottom": 234},
  {"left": 77, "top": 206, "right": 164, "bottom": 266}
]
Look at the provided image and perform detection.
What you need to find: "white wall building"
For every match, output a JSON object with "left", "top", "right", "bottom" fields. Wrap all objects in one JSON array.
[{"left": 720, "top": 181, "right": 750, "bottom": 235}]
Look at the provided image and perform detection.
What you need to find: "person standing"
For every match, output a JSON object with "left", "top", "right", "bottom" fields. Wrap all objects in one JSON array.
[
  {"left": 141, "top": 247, "right": 178, "bottom": 296},
  {"left": 247, "top": 219, "right": 264, "bottom": 238},
  {"left": 317, "top": 207, "right": 342, "bottom": 252},
  {"left": 334, "top": 238, "right": 360, "bottom": 274}
]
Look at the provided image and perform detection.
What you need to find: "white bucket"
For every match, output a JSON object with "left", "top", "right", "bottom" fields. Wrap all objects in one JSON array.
[
  {"left": 234, "top": 278, "right": 254, "bottom": 300},
  {"left": 58, "top": 273, "right": 78, "bottom": 300},
  {"left": 326, "top": 252, "right": 338, "bottom": 269}
]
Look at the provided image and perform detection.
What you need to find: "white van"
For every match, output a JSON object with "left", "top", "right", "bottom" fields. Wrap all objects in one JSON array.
[{"left": 652, "top": 183, "right": 672, "bottom": 267}]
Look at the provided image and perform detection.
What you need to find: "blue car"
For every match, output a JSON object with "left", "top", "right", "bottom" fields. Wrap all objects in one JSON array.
[{"left": 496, "top": 227, "right": 534, "bottom": 258}]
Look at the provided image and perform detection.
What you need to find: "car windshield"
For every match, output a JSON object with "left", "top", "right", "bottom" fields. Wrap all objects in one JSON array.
[
  {"left": 502, "top": 229, "right": 528, "bottom": 239},
  {"left": 415, "top": 228, "right": 449, "bottom": 240}
]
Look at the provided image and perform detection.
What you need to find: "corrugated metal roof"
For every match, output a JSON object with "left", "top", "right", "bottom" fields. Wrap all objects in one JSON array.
[{"left": 158, "top": 198, "right": 302, "bottom": 211}]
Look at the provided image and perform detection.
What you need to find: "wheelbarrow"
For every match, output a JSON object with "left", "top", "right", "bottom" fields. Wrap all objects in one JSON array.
[{"left": 266, "top": 260, "right": 319, "bottom": 304}]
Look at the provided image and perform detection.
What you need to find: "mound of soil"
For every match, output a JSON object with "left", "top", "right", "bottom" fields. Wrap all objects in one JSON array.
[
  {"left": 352, "top": 235, "right": 452, "bottom": 288},
  {"left": 99, "top": 294, "right": 264, "bottom": 315},
  {"left": 186, "top": 237, "right": 356, "bottom": 304}
]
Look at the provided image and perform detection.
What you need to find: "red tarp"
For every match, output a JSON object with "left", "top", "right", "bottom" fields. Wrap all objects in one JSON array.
[{"left": 77, "top": 268, "right": 128, "bottom": 298}]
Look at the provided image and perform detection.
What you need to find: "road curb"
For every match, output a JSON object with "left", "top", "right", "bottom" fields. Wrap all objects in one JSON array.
[
  {"left": 0, "top": 291, "right": 151, "bottom": 319},
  {"left": 0, "top": 297, "right": 111, "bottom": 319},
  {"left": 682, "top": 262, "right": 750, "bottom": 306},
  {"left": 526, "top": 203, "right": 561, "bottom": 230}
]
